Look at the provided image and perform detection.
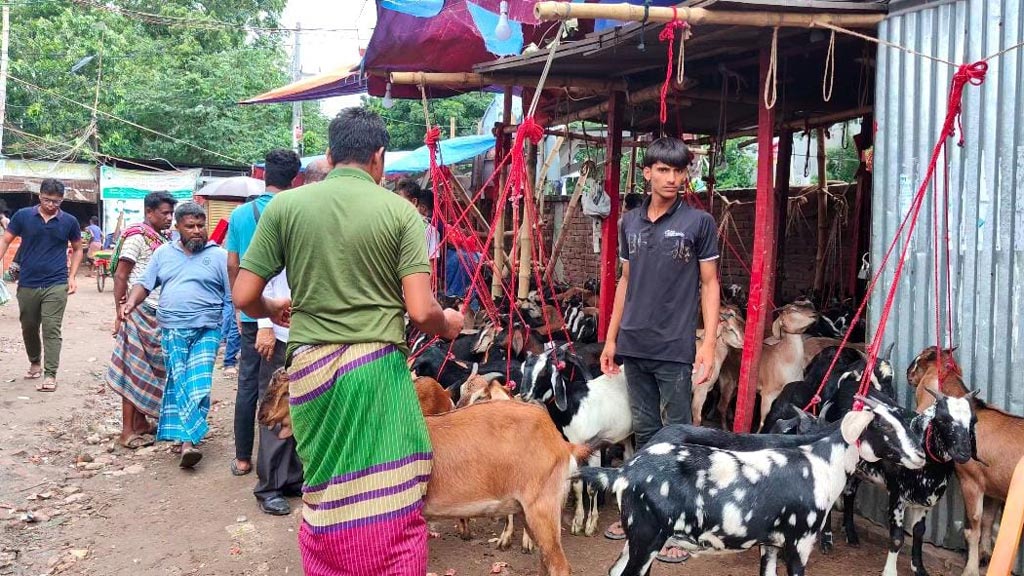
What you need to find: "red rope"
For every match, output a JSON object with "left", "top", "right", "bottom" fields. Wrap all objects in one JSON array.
[
  {"left": 658, "top": 8, "right": 688, "bottom": 126},
  {"left": 803, "top": 62, "right": 985, "bottom": 413}
]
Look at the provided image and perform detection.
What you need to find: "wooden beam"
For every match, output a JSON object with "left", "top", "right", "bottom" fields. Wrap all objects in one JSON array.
[
  {"left": 598, "top": 91, "right": 624, "bottom": 340},
  {"left": 847, "top": 114, "right": 872, "bottom": 297},
  {"left": 388, "top": 71, "right": 626, "bottom": 92},
  {"left": 556, "top": 80, "right": 695, "bottom": 123},
  {"left": 774, "top": 128, "right": 793, "bottom": 307},
  {"left": 492, "top": 88, "right": 514, "bottom": 298},
  {"left": 534, "top": 2, "right": 885, "bottom": 29},
  {"left": 734, "top": 45, "right": 778, "bottom": 434},
  {"left": 689, "top": 106, "right": 874, "bottom": 145},
  {"left": 813, "top": 127, "right": 829, "bottom": 293}
]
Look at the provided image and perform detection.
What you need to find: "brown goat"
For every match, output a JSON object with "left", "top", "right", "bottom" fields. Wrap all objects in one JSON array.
[
  {"left": 802, "top": 336, "right": 868, "bottom": 367},
  {"left": 258, "top": 369, "right": 589, "bottom": 576},
  {"left": 908, "top": 346, "right": 1024, "bottom": 576},
  {"left": 756, "top": 302, "right": 819, "bottom": 431},
  {"left": 416, "top": 376, "right": 455, "bottom": 415},
  {"left": 691, "top": 306, "right": 746, "bottom": 425}
]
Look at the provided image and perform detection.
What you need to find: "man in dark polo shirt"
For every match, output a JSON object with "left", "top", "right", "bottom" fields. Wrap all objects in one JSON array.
[
  {"left": 600, "top": 137, "right": 720, "bottom": 561},
  {"left": 0, "top": 179, "right": 83, "bottom": 392}
]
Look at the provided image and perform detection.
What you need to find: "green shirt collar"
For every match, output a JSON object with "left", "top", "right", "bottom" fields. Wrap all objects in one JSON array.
[{"left": 325, "top": 166, "right": 376, "bottom": 183}]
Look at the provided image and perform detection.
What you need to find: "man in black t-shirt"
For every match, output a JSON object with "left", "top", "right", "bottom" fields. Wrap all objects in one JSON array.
[{"left": 600, "top": 138, "right": 721, "bottom": 562}]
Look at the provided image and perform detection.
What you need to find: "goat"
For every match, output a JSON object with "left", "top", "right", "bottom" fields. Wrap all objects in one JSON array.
[
  {"left": 520, "top": 346, "right": 633, "bottom": 537},
  {"left": 802, "top": 337, "right": 868, "bottom": 368},
  {"left": 692, "top": 307, "right": 746, "bottom": 425},
  {"left": 842, "top": 386, "right": 977, "bottom": 576},
  {"left": 581, "top": 400, "right": 925, "bottom": 576},
  {"left": 415, "top": 376, "right": 455, "bottom": 415},
  {"left": 756, "top": 302, "right": 819, "bottom": 431},
  {"left": 907, "top": 346, "right": 1023, "bottom": 576},
  {"left": 258, "top": 371, "right": 593, "bottom": 576}
]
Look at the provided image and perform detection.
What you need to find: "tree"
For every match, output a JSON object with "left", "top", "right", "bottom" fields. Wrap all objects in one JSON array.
[
  {"left": 5, "top": 0, "right": 328, "bottom": 165},
  {"left": 362, "top": 93, "right": 496, "bottom": 151},
  {"left": 712, "top": 139, "right": 757, "bottom": 190}
]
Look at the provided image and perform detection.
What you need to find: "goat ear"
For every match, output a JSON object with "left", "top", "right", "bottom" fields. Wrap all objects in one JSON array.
[
  {"left": 840, "top": 410, "right": 875, "bottom": 445},
  {"left": 771, "top": 316, "right": 783, "bottom": 340},
  {"left": 883, "top": 342, "right": 896, "bottom": 362},
  {"left": 553, "top": 376, "right": 568, "bottom": 411},
  {"left": 512, "top": 330, "right": 525, "bottom": 357}
]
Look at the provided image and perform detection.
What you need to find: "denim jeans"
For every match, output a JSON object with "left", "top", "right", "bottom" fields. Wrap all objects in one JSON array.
[
  {"left": 221, "top": 301, "right": 240, "bottom": 368},
  {"left": 621, "top": 356, "right": 693, "bottom": 449}
]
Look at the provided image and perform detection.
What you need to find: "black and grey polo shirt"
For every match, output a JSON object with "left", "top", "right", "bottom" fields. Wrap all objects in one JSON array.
[{"left": 616, "top": 195, "right": 719, "bottom": 364}]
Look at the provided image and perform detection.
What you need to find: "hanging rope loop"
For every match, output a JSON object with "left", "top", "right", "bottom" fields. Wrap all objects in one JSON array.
[
  {"left": 657, "top": 7, "right": 689, "bottom": 125},
  {"left": 763, "top": 27, "right": 779, "bottom": 110}
]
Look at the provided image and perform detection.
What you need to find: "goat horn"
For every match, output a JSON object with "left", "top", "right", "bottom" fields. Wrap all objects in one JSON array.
[
  {"left": 854, "top": 394, "right": 879, "bottom": 409},
  {"left": 968, "top": 388, "right": 981, "bottom": 398},
  {"left": 923, "top": 386, "right": 943, "bottom": 401},
  {"left": 883, "top": 342, "right": 896, "bottom": 361}
]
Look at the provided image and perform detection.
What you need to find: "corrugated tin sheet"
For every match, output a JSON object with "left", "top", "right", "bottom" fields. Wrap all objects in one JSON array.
[{"left": 867, "top": 0, "right": 1024, "bottom": 569}]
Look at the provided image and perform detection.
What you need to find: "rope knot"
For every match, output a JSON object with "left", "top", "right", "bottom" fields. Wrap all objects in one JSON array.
[
  {"left": 955, "top": 61, "right": 988, "bottom": 86},
  {"left": 852, "top": 399, "right": 865, "bottom": 412},
  {"left": 516, "top": 116, "right": 545, "bottom": 146},
  {"left": 424, "top": 125, "right": 442, "bottom": 147}
]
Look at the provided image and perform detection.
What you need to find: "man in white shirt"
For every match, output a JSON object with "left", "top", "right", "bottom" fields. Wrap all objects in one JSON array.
[{"left": 251, "top": 269, "right": 303, "bottom": 513}]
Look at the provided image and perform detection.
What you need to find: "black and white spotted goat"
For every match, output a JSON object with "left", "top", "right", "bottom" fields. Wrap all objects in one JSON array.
[
  {"left": 520, "top": 345, "right": 633, "bottom": 536},
  {"left": 580, "top": 396, "right": 926, "bottom": 576},
  {"left": 842, "top": 386, "right": 978, "bottom": 576}
]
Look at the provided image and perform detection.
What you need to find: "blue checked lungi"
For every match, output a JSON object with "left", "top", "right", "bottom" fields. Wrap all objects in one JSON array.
[{"left": 157, "top": 327, "right": 221, "bottom": 444}]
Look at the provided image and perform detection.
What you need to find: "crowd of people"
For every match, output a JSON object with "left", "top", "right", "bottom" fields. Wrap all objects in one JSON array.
[{"left": 0, "top": 106, "right": 722, "bottom": 575}]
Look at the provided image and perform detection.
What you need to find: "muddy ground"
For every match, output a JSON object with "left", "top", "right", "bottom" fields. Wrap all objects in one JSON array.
[{"left": 0, "top": 280, "right": 967, "bottom": 575}]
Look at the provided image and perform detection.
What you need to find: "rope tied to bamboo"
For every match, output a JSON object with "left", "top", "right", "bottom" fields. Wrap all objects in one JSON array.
[{"left": 658, "top": 7, "right": 689, "bottom": 125}]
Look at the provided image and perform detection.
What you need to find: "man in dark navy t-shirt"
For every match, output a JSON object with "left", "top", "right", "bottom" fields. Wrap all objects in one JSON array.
[
  {"left": 600, "top": 138, "right": 721, "bottom": 562},
  {"left": 0, "top": 179, "right": 83, "bottom": 391}
]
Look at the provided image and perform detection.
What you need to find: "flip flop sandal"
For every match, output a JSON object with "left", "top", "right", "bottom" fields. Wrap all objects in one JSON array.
[
  {"left": 24, "top": 370, "right": 42, "bottom": 380},
  {"left": 179, "top": 448, "right": 203, "bottom": 469},
  {"left": 37, "top": 377, "right": 57, "bottom": 392},
  {"left": 230, "top": 461, "right": 253, "bottom": 476},
  {"left": 656, "top": 549, "right": 690, "bottom": 564},
  {"left": 603, "top": 527, "right": 627, "bottom": 541},
  {"left": 120, "top": 434, "right": 154, "bottom": 449}
]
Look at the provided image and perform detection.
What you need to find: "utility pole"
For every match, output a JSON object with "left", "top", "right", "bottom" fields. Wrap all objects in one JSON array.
[
  {"left": 291, "top": 23, "right": 302, "bottom": 154},
  {"left": 0, "top": 5, "right": 11, "bottom": 157}
]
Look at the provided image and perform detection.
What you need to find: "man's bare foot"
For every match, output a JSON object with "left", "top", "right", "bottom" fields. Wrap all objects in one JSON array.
[
  {"left": 603, "top": 521, "right": 626, "bottom": 540},
  {"left": 24, "top": 364, "right": 42, "bottom": 379}
]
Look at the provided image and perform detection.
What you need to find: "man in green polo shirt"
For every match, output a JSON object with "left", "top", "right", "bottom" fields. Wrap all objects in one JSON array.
[{"left": 233, "top": 107, "right": 462, "bottom": 576}]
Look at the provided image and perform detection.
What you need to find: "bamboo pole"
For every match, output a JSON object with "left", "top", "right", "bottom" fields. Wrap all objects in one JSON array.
[
  {"left": 390, "top": 71, "right": 627, "bottom": 92},
  {"left": 560, "top": 80, "right": 694, "bottom": 123},
  {"left": 544, "top": 161, "right": 592, "bottom": 284},
  {"left": 689, "top": 105, "right": 874, "bottom": 145},
  {"left": 492, "top": 88, "right": 513, "bottom": 298},
  {"left": 813, "top": 128, "right": 829, "bottom": 293},
  {"left": 519, "top": 142, "right": 537, "bottom": 300},
  {"left": 534, "top": 137, "right": 563, "bottom": 271},
  {"left": 534, "top": 2, "right": 885, "bottom": 29}
]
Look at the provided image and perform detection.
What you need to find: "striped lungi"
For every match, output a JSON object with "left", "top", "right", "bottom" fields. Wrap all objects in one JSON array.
[
  {"left": 288, "top": 342, "right": 433, "bottom": 576},
  {"left": 156, "top": 327, "right": 220, "bottom": 444},
  {"left": 107, "top": 303, "right": 166, "bottom": 417}
]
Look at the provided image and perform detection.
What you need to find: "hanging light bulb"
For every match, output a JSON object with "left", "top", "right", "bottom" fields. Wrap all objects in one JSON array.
[
  {"left": 382, "top": 82, "right": 394, "bottom": 109},
  {"left": 494, "top": 1, "right": 512, "bottom": 41}
]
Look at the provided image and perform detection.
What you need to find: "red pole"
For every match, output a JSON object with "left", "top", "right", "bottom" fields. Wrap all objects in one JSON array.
[
  {"left": 598, "top": 91, "right": 624, "bottom": 340},
  {"left": 733, "top": 46, "right": 778, "bottom": 433}
]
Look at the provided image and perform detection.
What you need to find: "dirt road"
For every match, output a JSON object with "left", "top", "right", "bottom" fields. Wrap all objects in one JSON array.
[{"left": 0, "top": 282, "right": 966, "bottom": 575}]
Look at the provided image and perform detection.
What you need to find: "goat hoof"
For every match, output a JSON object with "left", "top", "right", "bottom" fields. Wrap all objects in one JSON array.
[
  {"left": 496, "top": 539, "right": 511, "bottom": 551},
  {"left": 820, "top": 539, "right": 834, "bottom": 554},
  {"left": 570, "top": 520, "right": 584, "bottom": 535},
  {"left": 846, "top": 534, "right": 861, "bottom": 547}
]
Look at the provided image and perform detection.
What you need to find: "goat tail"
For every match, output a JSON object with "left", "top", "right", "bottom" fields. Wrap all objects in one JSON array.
[
  {"left": 569, "top": 438, "right": 607, "bottom": 465},
  {"left": 574, "top": 466, "right": 621, "bottom": 491}
]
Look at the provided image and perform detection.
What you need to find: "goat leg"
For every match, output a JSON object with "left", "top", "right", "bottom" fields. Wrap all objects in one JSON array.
[
  {"left": 692, "top": 382, "right": 712, "bottom": 426},
  {"left": 842, "top": 478, "right": 861, "bottom": 547},
  {"left": 456, "top": 518, "right": 473, "bottom": 540},
  {"left": 496, "top": 515, "right": 514, "bottom": 550},
  {"left": 570, "top": 479, "right": 586, "bottom": 535},
  {"left": 908, "top": 506, "right": 929, "bottom": 576},
  {"left": 979, "top": 497, "right": 996, "bottom": 565},
  {"left": 819, "top": 510, "right": 834, "bottom": 554},
  {"left": 584, "top": 482, "right": 600, "bottom": 536},
  {"left": 960, "top": 479, "right": 985, "bottom": 576},
  {"left": 522, "top": 524, "right": 535, "bottom": 554},
  {"left": 784, "top": 543, "right": 808, "bottom": 576},
  {"left": 759, "top": 546, "right": 780, "bottom": 576},
  {"left": 882, "top": 495, "right": 906, "bottom": 576}
]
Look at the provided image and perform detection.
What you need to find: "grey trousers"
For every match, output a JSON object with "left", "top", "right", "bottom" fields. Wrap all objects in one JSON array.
[
  {"left": 253, "top": 334, "right": 303, "bottom": 501},
  {"left": 622, "top": 356, "right": 693, "bottom": 449}
]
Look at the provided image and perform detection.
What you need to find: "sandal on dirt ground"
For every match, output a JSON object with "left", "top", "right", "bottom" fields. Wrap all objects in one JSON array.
[
  {"left": 24, "top": 368, "right": 42, "bottom": 380},
  {"left": 179, "top": 448, "right": 203, "bottom": 469},
  {"left": 36, "top": 377, "right": 57, "bottom": 392},
  {"left": 656, "top": 547, "right": 690, "bottom": 564},
  {"left": 120, "top": 434, "right": 154, "bottom": 449},
  {"left": 603, "top": 523, "right": 627, "bottom": 541},
  {"left": 230, "top": 460, "right": 253, "bottom": 476},
  {"left": 170, "top": 442, "right": 183, "bottom": 454}
]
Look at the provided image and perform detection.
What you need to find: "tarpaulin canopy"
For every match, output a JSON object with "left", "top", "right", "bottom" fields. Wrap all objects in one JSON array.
[
  {"left": 240, "top": 61, "right": 365, "bottom": 104},
  {"left": 383, "top": 133, "right": 495, "bottom": 174}
]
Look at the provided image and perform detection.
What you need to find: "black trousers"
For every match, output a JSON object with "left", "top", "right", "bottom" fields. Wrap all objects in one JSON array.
[
  {"left": 621, "top": 356, "right": 693, "bottom": 449},
  {"left": 234, "top": 322, "right": 303, "bottom": 501}
]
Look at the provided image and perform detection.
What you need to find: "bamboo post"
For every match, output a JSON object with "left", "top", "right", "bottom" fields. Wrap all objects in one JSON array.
[
  {"left": 533, "top": 2, "right": 885, "bottom": 29},
  {"left": 519, "top": 142, "right": 537, "bottom": 300},
  {"left": 450, "top": 116, "right": 456, "bottom": 138},
  {"left": 492, "top": 88, "right": 513, "bottom": 298},
  {"left": 544, "top": 162, "right": 592, "bottom": 284},
  {"left": 813, "top": 128, "right": 828, "bottom": 293},
  {"left": 535, "top": 137, "right": 563, "bottom": 270},
  {"left": 389, "top": 71, "right": 627, "bottom": 92},
  {"left": 625, "top": 145, "right": 637, "bottom": 194}
]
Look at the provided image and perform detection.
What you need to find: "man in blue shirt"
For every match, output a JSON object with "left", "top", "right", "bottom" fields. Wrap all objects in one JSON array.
[
  {"left": 123, "top": 202, "right": 230, "bottom": 469},
  {"left": 0, "top": 179, "right": 83, "bottom": 392},
  {"left": 225, "top": 148, "right": 301, "bottom": 515}
]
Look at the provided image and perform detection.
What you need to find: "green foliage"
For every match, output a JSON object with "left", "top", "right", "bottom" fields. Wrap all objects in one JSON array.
[
  {"left": 6, "top": 0, "right": 327, "bottom": 165},
  {"left": 826, "top": 128, "right": 860, "bottom": 183},
  {"left": 713, "top": 139, "right": 757, "bottom": 190},
  {"left": 362, "top": 93, "right": 496, "bottom": 151}
]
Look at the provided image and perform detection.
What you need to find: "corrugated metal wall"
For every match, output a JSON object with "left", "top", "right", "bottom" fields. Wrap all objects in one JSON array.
[{"left": 867, "top": 0, "right": 1024, "bottom": 569}]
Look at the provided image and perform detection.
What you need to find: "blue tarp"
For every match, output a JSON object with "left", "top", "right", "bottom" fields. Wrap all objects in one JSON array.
[{"left": 384, "top": 134, "right": 496, "bottom": 175}]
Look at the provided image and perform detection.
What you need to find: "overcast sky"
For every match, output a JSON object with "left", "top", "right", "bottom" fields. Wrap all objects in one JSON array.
[{"left": 280, "top": 0, "right": 377, "bottom": 117}]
